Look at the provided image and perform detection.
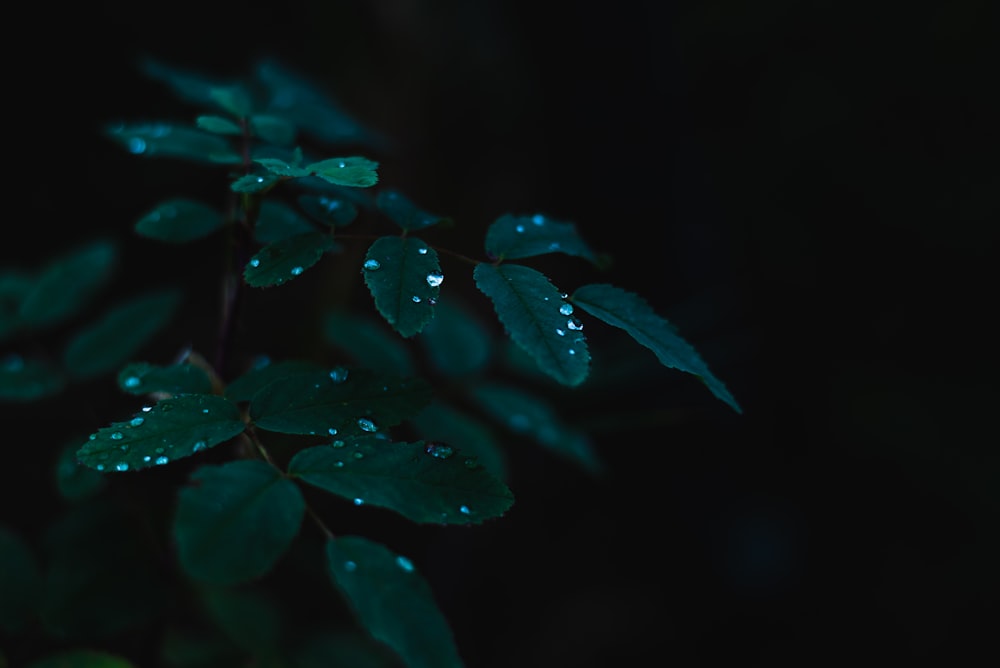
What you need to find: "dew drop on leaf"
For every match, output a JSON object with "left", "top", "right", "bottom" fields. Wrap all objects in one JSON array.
[
  {"left": 250, "top": 258, "right": 261, "bottom": 268},
  {"left": 155, "top": 456, "right": 169, "bottom": 465},
  {"left": 115, "top": 463, "right": 129, "bottom": 472},
  {"left": 424, "top": 442, "right": 454, "bottom": 459},
  {"left": 533, "top": 214, "right": 545, "bottom": 225},
  {"left": 418, "top": 247, "right": 428, "bottom": 255},
  {"left": 363, "top": 259, "right": 381, "bottom": 271},
  {"left": 192, "top": 440, "right": 207, "bottom": 452},
  {"left": 328, "top": 427, "right": 338, "bottom": 436},
  {"left": 353, "top": 498, "right": 364, "bottom": 506},
  {"left": 412, "top": 295, "right": 421, "bottom": 303},
  {"left": 124, "top": 376, "right": 141, "bottom": 388},
  {"left": 332, "top": 440, "right": 345, "bottom": 448},
  {"left": 396, "top": 555, "right": 415, "bottom": 572},
  {"left": 357, "top": 418, "right": 377, "bottom": 432},
  {"left": 128, "top": 137, "right": 146, "bottom": 154},
  {"left": 345, "top": 560, "right": 357, "bottom": 572},
  {"left": 352, "top": 451, "right": 364, "bottom": 460},
  {"left": 290, "top": 266, "right": 303, "bottom": 276},
  {"left": 559, "top": 303, "right": 574, "bottom": 316},
  {"left": 110, "top": 432, "right": 124, "bottom": 440},
  {"left": 130, "top": 417, "right": 144, "bottom": 427},
  {"left": 329, "top": 366, "right": 349, "bottom": 383},
  {"left": 426, "top": 272, "right": 444, "bottom": 287},
  {"left": 459, "top": 505, "right": 471, "bottom": 515}
]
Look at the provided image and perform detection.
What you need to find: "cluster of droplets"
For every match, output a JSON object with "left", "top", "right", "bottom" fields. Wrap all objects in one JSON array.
[{"left": 424, "top": 442, "right": 455, "bottom": 459}]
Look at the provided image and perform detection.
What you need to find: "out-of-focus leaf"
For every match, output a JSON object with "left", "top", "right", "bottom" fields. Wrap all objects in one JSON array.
[
  {"left": 25, "top": 650, "right": 136, "bottom": 668},
  {"left": 75, "top": 394, "right": 246, "bottom": 473},
  {"left": 362, "top": 237, "right": 443, "bottom": 338},
  {"left": 0, "top": 524, "right": 40, "bottom": 634},
  {"left": 141, "top": 58, "right": 249, "bottom": 114},
  {"left": 160, "top": 626, "right": 243, "bottom": 668},
  {"left": 0, "top": 354, "right": 65, "bottom": 401},
  {"left": 306, "top": 157, "right": 379, "bottom": 188},
  {"left": 244, "top": 231, "right": 335, "bottom": 288},
  {"left": 417, "top": 298, "right": 491, "bottom": 376},
  {"left": 200, "top": 586, "right": 282, "bottom": 659},
  {"left": 254, "top": 200, "right": 316, "bottom": 243},
  {"left": 224, "top": 358, "right": 323, "bottom": 403},
  {"left": 326, "top": 536, "right": 464, "bottom": 668},
  {"left": 135, "top": 198, "right": 224, "bottom": 244},
  {"left": 117, "top": 361, "right": 213, "bottom": 396},
  {"left": 17, "top": 239, "right": 117, "bottom": 330},
  {"left": 375, "top": 190, "right": 450, "bottom": 231},
  {"left": 254, "top": 157, "right": 310, "bottom": 178},
  {"left": 210, "top": 86, "right": 254, "bottom": 118},
  {"left": 55, "top": 440, "right": 106, "bottom": 502},
  {"left": 298, "top": 193, "right": 358, "bottom": 227},
  {"left": 292, "top": 629, "right": 403, "bottom": 668},
  {"left": 106, "top": 122, "right": 241, "bottom": 164},
  {"left": 484, "top": 213, "right": 598, "bottom": 263},
  {"left": 196, "top": 115, "right": 242, "bottom": 135},
  {"left": 174, "top": 460, "right": 305, "bottom": 585},
  {"left": 231, "top": 172, "right": 282, "bottom": 193},
  {"left": 250, "top": 114, "right": 297, "bottom": 146},
  {"left": 410, "top": 402, "right": 508, "bottom": 481},
  {"left": 323, "top": 311, "right": 415, "bottom": 375}
]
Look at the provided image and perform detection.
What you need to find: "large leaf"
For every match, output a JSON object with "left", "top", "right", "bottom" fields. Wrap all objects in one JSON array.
[
  {"left": 117, "top": 361, "right": 214, "bottom": 396},
  {"left": 174, "top": 460, "right": 305, "bottom": 585},
  {"left": 410, "top": 402, "right": 508, "bottom": 481},
  {"left": 135, "top": 198, "right": 224, "bottom": 244},
  {"left": 326, "top": 536, "right": 464, "bottom": 668},
  {"left": 62, "top": 288, "right": 183, "bottom": 380},
  {"left": 244, "top": 231, "right": 336, "bottom": 288},
  {"left": 416, "top": 298, "right": 492, "bottom": 376},
  {"left": 254, "top": 200, "right": 316, "bottom": 243},
  {"left": 224, "top": 358, "right": 323, "bottom": 403},
  {"left": 473, "top": 263, "right": 589, "bottom": 386},
  {"left": 289, "top": 437, "right": 514, "bottom": 524},
  {"left": 572, "top": 283, "right": 742, "bottom": 413},
  {"left": 484, "top": 213, "right": 597, "bottom": 263},
  {"left": 17, "top": 239, "right": 117, "bottom": 330},
  {"left": 323, "top": 311, "right": 415, "bottom": 375},
  {"left": 0, "top": 524, "right": 40, "bottom": 634},
  {"left": 0, "top": 355, "right": 65, "bottom": 401},
  {"left": 76, "top": 394, "right": 246, "bottom": 472},
  {"left": 250, "top": 368, "right": 431, "bottom": 437},
  {"left": 306, "top": 157, "right": 379, "bottom": 188},
  {"left": 362, "top": 236, "right": 443, "bottom": 338},
  {"left": 106, "top": 122, "right": 241, "bottom": 164},
  {"left": 375, "top": 189, "right": 450, "bottom": 231}
]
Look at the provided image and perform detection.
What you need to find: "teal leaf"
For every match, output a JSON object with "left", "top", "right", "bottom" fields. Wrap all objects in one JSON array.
[
  {"left": 250, "top": 114, "right": 297, "bottom": 146},
  {"left": 174, "top": 460, "right": 305, "bottom": 585},
  {"left": 375, "top": 190, "right": 450, "bottom": 231},
  {"left": 0, "top": 524, "right": 40, "bottom": 634},
  {"left": 62, "top": 288, "right": 183, "bottom": 380},
  {"left": 417, "top": 298, "right": 492, "bottom": 376},
  {"left": 25, "top": 650, "right": 136, "bottom": 668},
  {"left": 117, "top": 361, "right": 214, "bottom": 396},
  {"left": 362, "top": 236, "right": 443, "bottom": 338},
  {"left": 473, "top": 263, "right": 590, "bottom": 386},
  {"left": 410, "top": 402, "right": 508, "bottom": 481},
  {"left": 250, "top": 368, "right": 431, "bottom": 437},
  {"left": 470, "top": 382, "right": 602, "bottom": 475},
  {"left": 106, "top": 122, "right": 241, "bottom": 164},
  {"left": 298, "top": 193, "right": 359, "bottom": 227},
  {"left": 200, "top": 586, "right": 282, "bottom": 659},
  {"left": 289, "top": 438, "right": 513, "bottom": 524},
  {"left": 292, "top": 629, "right": 402, "bottom": 668},
  {"left": 231, "top": 172, "right": 282, "bottom": 193},
  {"left": 18, "top": 239, "right": 118, "bottom": 330},
  {"left": 141, "top": 58, "right": 249, "bottom": 114},
  {"left": 135, "top": 198, "right": 225, "bottom": 244},
  {"left": 55, "top": 440, "right": 106, "bottom": 501},
  {"left": 326, "top": 536, "right": 464, "bottom": 668},
  {"left": 484, "top": 213, "right": 597, "bottom": 263},
  {"left": 209, "top": 85, "right": 254, "bottom": 117},
  {"left": 323, "top": 311, "right": 415, "bottom": 375},
  {"left": 224, "top": 358, "right": 323, "bottom": 403},
  {"left": 244, "top": 231, "right": 336, "bottom": 288},
  {"left": 306, "top": 157, "right": 379, "bottom": 188},
  {"left": 572, "top": 283, "right": 742, "bottom": 413},
  {"left": 196, "top": 115, "right": 243, "bottom": 135},
  {"left": 0, "top": 355, "right": 65, "bottom": 401},
  {"left": 254, "top": 157, "right": 310, "bottom": 178},
  {"left": 75, "top": 394, "right": 246, "bottom": 472},
  {"left": 254, "top": 200, "right": 316, "bottom": 243}
]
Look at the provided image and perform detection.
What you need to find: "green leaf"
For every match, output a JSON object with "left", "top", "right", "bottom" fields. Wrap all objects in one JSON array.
[
  {"left": 298, "top": 193, "right": 359, "bottom": 227},
  {"left": 224, "top": 358, "right": 323, "bottom": 403},
  {"left": 323, "top": 311, "right": 415, "bottom": 375},
  {"left": 362, "top": 236, "right": 444, "bottom": 338},
  {"left": 484, "top": 213, "right": 597, "bottom": 263},
  {"left": 250, "top": 114, "right": 297, "bottom": 146},
  {"left": 572, "top": 283, "right": 742, "bottom": 413},
  {"left": 209, "top": 85, "right": 255, "bottom": 117},
  {"left": 375, "top": 190, "right": 450, "bottom": 231},
  {"left": 117, "top": 361, "right": 214, "bottom": 396},
  {"left": 473, "top": 263, "right": 590, "bottom": 386},
  {"left": 289, "top": 437, "right": 513, "bottom": 524},
  {"left": 106, "top": 122, "right": 241, "bottom": 164},
  {"left": 76, "top": 394, "right": 246, "bottom": 473},
  {"left": 0, "top": 524, "right": 40, "bottom": 634},
  {"left": 174, "top": 460, "right": 305, "bottom": 585},
  {"left": 410, "top": 402, "right": 508, "bottom": 481},
  {"left": 0, "top": 354, "right": 65, "bottom": 401},
  {"left": 25, "top": 650, "right": 136, "bottom": 668},
  {"left": 306, "top": 157, "right": 379, "bottom": 188},
  {"left": 250, "top": 368, "right": 431, "bottom": 437},
  {"left": 62, "top": 288, "right": 183, "bottom": 380},
  {"left": 196, "top": 115, "right": 243, "bottom": 135},
  {"left": 135, "top": 198, "right": 225, "bottom": 244},
  {"left": 417, "top": 298, "right": 492, "bottom": 376},
  {"left": 254, "top": 157, "right": 310, "bottom": 178},
  {"left": 326, "top": 536, "right": 464, "bottom": 668},
  {"left": 18, "top": 239, "right": 118, "bottom": 330},
  {"left": 55, "top": 440, "right": 106, "bottom": 501},
  {"left": 231, "top": 172, "right": 282, "bottom": 193},
  {"left": 244, "top": 231, "right": 336, "bottom": 288},
  {"left": 254, "top": 200, "right": 316, "bottom": 243},
  {"left": 200, "top": 586, "right": 282, "bottom": 659},
  {"left": 470, "top": 382, "right": 602, "bottom": 475}
]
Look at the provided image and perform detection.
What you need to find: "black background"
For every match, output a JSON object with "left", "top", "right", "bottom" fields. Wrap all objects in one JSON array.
[{"left": 4, "top": 0, "right": 998, "bottom": 666}]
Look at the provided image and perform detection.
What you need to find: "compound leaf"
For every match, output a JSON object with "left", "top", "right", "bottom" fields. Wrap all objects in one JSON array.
[
  {"left": 224, "top": 358, "right": 323, "bottom": 403},
  {"left": 362, "top": 237, "right": 443, "bottom": 338},
  {"left": 174, "top": 460, "right": 305, "bottom": 585},
  {"left": 117, "top": 361, "right": 214, "bottom": 396},
  {"left": 473, "top": 263, "right": 589, "bottom": 387},
  {"left": 244, "top": 231, "right": 335, "bottom": 288},
  {"left": 375, "top": 190, "right": 450, "bottom": 231},
  {"left": 484, "top": 213, "right": 597, "bottom": 263},
  {"left": 17, "top": 239, "right": 117, "bottom": 330},
  {"left": 323, "top": 311, "right": 415, "bottom": 375},
  {"left": 306, "top": 157, "right": 379, "bottom": 188},
  {"left": 254, "top": 200, "right": 316, "bottom": 243},
  {"left": 106, "top": 122, "right": 241, "bottom": 164},
  {"left": 135, "top": 198, "right": 224, "bottom": 243},
  {"left": 0, "top": 355, "right": 65, "bottom": 401}
]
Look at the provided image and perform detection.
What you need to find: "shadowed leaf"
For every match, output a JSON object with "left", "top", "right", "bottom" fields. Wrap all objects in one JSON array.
[
  {"left": 362, "top": 237, "right": 443, "bottom": 338},
  {"left": 375, "top": 190, "right": 450, "bottom": 231},
  {"left": 323, "top": 311, "right": 415, "bottom": 375},
  {"left": 135, "top": 198, "right": 224, "bottom": 244},
  {"left": 17, "top": 239, "right": 118, "bottom": 330},
  {"left": 106, "top": 122, "right": 240, "bottom": 164},
  {"left": 244, "top": 231, "right": 335, "bottom": 288},
  {"left": 224, "top": 358, "right": 323, "bottom": 403},
  {"left": 484, "top": 213, "right": 597, "bottom": 263},
  {"left": 307, "top": 157, "right": 379, "bottom": 188},
  {"left": 410, "top": 402, "right": 508, "bottom": 481},
  {"left": 254, "top": 200, "right": 316, "bottom": 243},
  {"left": 117, "top": 361, "right": 213, "bottom": 396},
  {"left": 0, "top": 524, "right": 40, "bottom": 634},
  {"left": 417, "top": 297, "right": 492, "bottom": 376},
  {"left": 298, "top": 193, "right": 359, "bottom": 227},
  {"left": 0, "top": 355, "right": 65, "bottom": 401}
]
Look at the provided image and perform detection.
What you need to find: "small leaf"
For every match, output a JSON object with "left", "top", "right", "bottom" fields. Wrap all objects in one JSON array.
[
  {"left": 75, "top": 394, "right": 246, "bottom": 472},
  {"left": 250, "top": 368, "right": 431, "bottom": 437},
  {"left": 572, "top": 283, "right": 742, "bottom": 413},
  {"left": 244, "top": 231, "right": 336, "bottom": 288},
  {"left": 375, "top": 190, "right": 450, "bottom": 231},
  {"left": 0, "top": 354, "right": 65, "bottom": 401},
  {"left": 55, "top": 440, "right": 107, "bottom": 501},
  {"left": 326, "top": 536, "right": 464, "bottom": 668},
  {"left": 249, "top": 114, "right": 297, "bottom": 146},
  {"left": 254, "top": 157, "right": 310, "bottom": 178},
  {"left": 410, "top": 402, "right": 508, "bottom": 481},
  {"left": 25, "top": 650, "right": 136, "bottom": 668},
  {"left": 230, "top": 172, "right": 282, "bottom": 193},
  {"left": 323, "top": 311, "right": 415, "bottom": 375},
  {"left": 62, "top": 288, "right": 183, "bottom": 380},
  {"left": 196, "top": 115, "right": 243, "bottom": 135},
  {"left": 473, "top": 263, "right": 590, "bottom": 386},
  {"left": 117, "top": 361, "right": 213, "bottom": 396},
  {"left": 417, "top": 298, "right": 492, "bottom": 376},
  {"left": 298, "top": 193, "right": 359, "bottom": 227},
  {"left": 135, "top": 198, "right": 225, "bottom": 244},
  {"left": 106, "top": 122, "right": 241, "bottom": 164},
  {"left": 254, "top": 200, "right": 316, "bottom": 243},
  {"left": 174, "top": 460, "right": 305, "bottom": 585},
  {"left": 224, "top": 358, "right": 323, "bottom": 403},
  {"left": 0, "top": 524, "right": 40, "bottom": 634},
  {"left": 362, "top": 236, "right": 444, "bottom": 337},
  {"left": 18, "top": 239, "right": 118, "bottom": 330},
  {"left": 306, "top": 157, "right": 379, "bottom": 188},
  {"left": 484, "top": 213, "right": 597, "bottom": 263}
]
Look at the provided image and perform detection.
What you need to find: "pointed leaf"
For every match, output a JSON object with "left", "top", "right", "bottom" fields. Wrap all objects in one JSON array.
[
  {"left": 0, "top": 524, "right": 40, "bottom": 634},
  {"left": 410, "top": 402, "right": 508, "bottom": 481},
  {"left": 117, "top": 361, "right": 213, "bottom": 396},
  {"left": 417, "top": 298, "right": 492, "bottom": 376},
  {"left": 470, "top": 382, "right": 602, "bottom": 475},
  {"left": 298, "top": 193, "right": 359, "bottom": 227},
  {"left": 249, "top": 114, "right": 297, "bottom": 146},
  {"left": 326, "top": 536, "right": 464, "bottom": 668},
  {"left": 18, "top": 239, "right": 118, "bottom": 329},
  {"left": 254, "top": 157, "right": 310, "bottom": 178},
  {"left": 231, "top": 172, "right": 282, "bottom": 193},
  {"left": 306, "top": 157, "right": 379, "bottom": 188},
  {"left": 484, "top": 213, "right": 597, "bottom": 263},
  {"left": 375, "top": 190, "right": 450, "bottom": 231},
  {"left": 135, "top": 198, "right": 224, "bottom": 244},
  {"left": 55, "top": 440, "right": 106, "bottom": 501},
  {"left": 106, "top": 122, "right": 241, "bottom": 164},
  {"left": 323, "top": 311, "right": 415, "bottom": 375},
  {"left": 473, "top": 263, "right": 589, "bottom": 386},
  {"left": 0, "top": 355, "right": 65, "bottom": 401},
  {"left": 254, "top": 200, "right": 316, "bottom": 243},
  {"left": 209, "top": 85, "right": 254, "bottom": 117},
  {"left": 62, "top": 288, "right": 183, "bottom": 380},
  {"left": 174, "top": 460, "right": 305, "bottom": 585},
  {"left": 572, "top": 283, "right": 742, "bottom": 413},
  {"left": 244, "top": 231, "right": 335, "bottom": 288},
  {"left": 196, "top": 115, "right": 243, "bottom": 135},
  {"left": 76, "top": 394, "right": 246, "bottom": 472},
  {"left": 362, "top": 236, "right": 443, "bottom": 338},
  {"left": 25, "top": 650, "right": 136, "bottom": 668},
  {"left": 250, "top": 368, "right": 431, "bottom": 437},
  {"left": 224, "top": 358, "right": 323, "bottom": 403}
]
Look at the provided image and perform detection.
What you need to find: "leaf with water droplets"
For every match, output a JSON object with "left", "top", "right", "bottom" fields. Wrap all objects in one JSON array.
[
  {"left": 254, "top": 200, "right": 316, "bottom": 243},
  {"left": 410, "top": 401, "right": 508, "bottom": 481},
  {"left": 106, "top": 122, "right": 241, "bottom": 164},
  {"left": 323, "top": 310, "right": 415, "bottom": 375},
  {"left": 362, "top": 236, "right": 443, "bottom": 338},
  {"left": 0, "top": 355, "right": 65, "bottom": 401},
  {"left": 470, "top": 382, "right": 602, "bottom": 475},
  {"left": 76, "top": 394, "right": 246, "bottom": 472},
  {"left": 417, "top": 297, "right": 492, "bottom": 377},
  {"left": 25, "top": 650, "right": 137, "bottom": 668},
  {"left": 249, "top": 114, "right": 297, "bottom": 146},
  {"left": 375, "top": 189, "right": 451, "bottom": 231},
  {"left": 174, "top": 460, "right": 305, "bottom": 585},
  {"left": 484, "top": 213, "right": 599, "bottom": 264},
  {"left": 117, "top": 361, "right": 213, "bottom": 396},
  {"left": 250, "top": 369, "right": 431, "bottom": 437},
  {"left": 17, "top": 239, "right": 118, "bottom": 330},
  {"left": 473, "top": 263, "right": 590, "bottom": 386},
  {"left": 224, "top": 358, "right": 323, "bottom": 403},
  {"left": 55, "top": 440, "right": 106, "bottom": 501},
  {"left": 0, "top": 524, "right": 40, "bottom": 634},
  {"left": 62, "top": 288, "right": 183, "bottom": 380},
  {"left": 572, "top": 283, "right": 742, "bottom": 413},
  {"left": 196, "top": 115, "right": 242, "bottom": 135},
  {"left": 326, "top": 535, "right": 464, "bottom": 668},
  {"left": 244, "top": 231, "right": 335, "bottom": 288},
  {"left": 230, "top": 172, "right": 282, "bottom": 193},
  {"left": 134, "top": 198, "right": 224, "bottom": 244},
  {"left": 306, "top": 157, "right": 379, "bottom": 188},
  {"left": 298, "top": 193, "right": 359, "bottom": 227},
  {"left": 254, "top": 157, "right": 310, "bottom": 178}
]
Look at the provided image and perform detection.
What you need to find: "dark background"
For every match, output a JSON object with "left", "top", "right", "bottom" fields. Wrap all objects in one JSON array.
[{"left": 5, "top": 0, "right": 998, "bottom": 665}]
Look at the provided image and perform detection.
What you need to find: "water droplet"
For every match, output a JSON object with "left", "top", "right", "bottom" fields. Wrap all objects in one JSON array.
[
  {"left": 155, "top": 456, "right": 169, "bottom": 465},
  {"left": 115, "top": 462, "right": 129, "bottom": 472},
  {"left": 143, "top": 456, "right": 151, "bottom": 462},
  {"left": 548, "top": 242, "right": 561, "bottom": 251},
  {"left": 202, "top": 408, "right": 210, "bottom": 414},
  {"left": 110, "top": 432, "right": 124, "bottom": 440},
  {"left": 560, "top": 293, "right": 568, "bottom": 299},
  {"left": 363, "top": 259, "right": 381, "bottom": 271},
  {"left": 425, "top": 272, "right": 444, "bottom": 287},
  {"left": 96, "top": 464, "right": 105, "bottom": 471},
  {"left": 124, "top": 376, "right": 141, "bottom": 388},
  {"left": 555, "top": 328, "right": 565, "bottom": 336},
  {"left": 459, "top": 505, "right": 471, "bottom": 515},
  {"left": 352, "top": 451, "right": 364, "bottom": 460},
  {"left": 411, "top": 295, "right": 421, "bottom": 303},
  {"left": 559, "top": 303, "right": 574, "bottom": 316},
  {"left": 249, "top": 258, "right": 261, "bottom": 268},
  {"left": 427, "top": 297, "right": 438, "bottom": 305},
  {"left": 417, "top": 247, "right": 428, "bottom": 255},
  {"left": 353, "top": 497, "right": 364, "bottom": 506},
  {"left": 154, "top": 447, "right": 165, "bottom": 454},
  {"left": 193, "top": 440, "right": 207, "bottom": 452},
  {"left": 344, "top": 560, "right": 357, "bottom": 572},
  {"left": 128, "top": 137, "right": 146, "bottom": 154},
  {"left": 329, "top": 366, "right": 349, "bottom": 383},
  {"left": 424, "top": 442, "right": 455, "bottom": 459},
  {"left": 568, "top": 349, "right": 576, "bottom": 355},
  {"left": 567, "top": 319, "right": 583, "bottom": 331},
  {"left": 334, "top": 460, "right": 344, "bottom": 467},
  {"left": 463, "top": 457, "right": 478, "bottom": 469},
  {"left": 357, "top": 418, "right": 377, "bottom": 432},
  {"left": 328, "top": 427, "right": 338, "bottom": 436},
  {"left": 396, "top": 555, "right": 415, "bottom": 572},
  {"left": 532, "top": 214, "right": 545, "bottom": 225},
  {"left": 130, "top": 417, "right": 144, "bottom": 427},
  {"left": 141, "top": 405, "right": 152, "bottom": 412},
  {"left": 290, "top": 266, "right": 303, "bottom": 276},
  {"left": 338, "top": 161, "right": 346, "bottom": 168},
  {"left": 332, "top": 439, "right": 345, "bottom": 448},
  {"left": 256, "top": 176, "right": 265, "bottom": 183},
  {"left": 88, "top": 433, "right": 96, "bottom": 441},
  {"left": 515, "top": 224, "right": 525, "bottom": 233}
]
